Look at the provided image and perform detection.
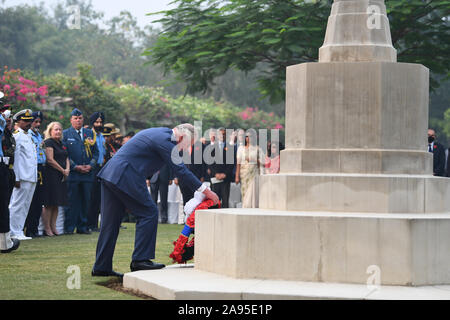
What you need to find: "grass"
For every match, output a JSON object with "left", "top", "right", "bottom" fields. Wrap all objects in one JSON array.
[{"left": 0, "top": 223, "right": 182, "bottom": 300}]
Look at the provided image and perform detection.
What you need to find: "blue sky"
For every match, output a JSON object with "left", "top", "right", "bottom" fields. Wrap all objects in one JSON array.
[{"left": 2, "top": 0, "right": 174, "bottom": 28}]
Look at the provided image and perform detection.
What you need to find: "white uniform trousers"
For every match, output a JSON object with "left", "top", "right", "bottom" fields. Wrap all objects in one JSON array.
[
  {"left": 0, "top": 232, "right": 14, "bottom": 250},
  {"left": 9, "top": 181, "right": 36, "bottom": 237}
]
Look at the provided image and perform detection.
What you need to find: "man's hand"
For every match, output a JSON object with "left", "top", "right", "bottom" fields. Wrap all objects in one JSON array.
[
  {"left": 174, "top": 178, "right": 179, "bottom": 185},
  {"left": 203, "top": 187, "right": 219, "bottom": 205},
  {"left": 84, "top": 165, "right": 92, "bottom": 173}
]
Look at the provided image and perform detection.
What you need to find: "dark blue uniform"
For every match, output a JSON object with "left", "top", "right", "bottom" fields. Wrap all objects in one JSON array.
[
  {"left": 93, "top": 127, "right": 202, "bottom": 272},
  {"left": 63, "top": 127, "right": 99, "bottom": 234}
]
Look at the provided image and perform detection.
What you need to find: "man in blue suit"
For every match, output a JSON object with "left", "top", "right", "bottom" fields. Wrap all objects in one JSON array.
[
  {"left": 92, "top": 124, "right": 219, "bottom": 278},
  {"left": 63, "top": 108, "right": 99, "bottom": 235}
]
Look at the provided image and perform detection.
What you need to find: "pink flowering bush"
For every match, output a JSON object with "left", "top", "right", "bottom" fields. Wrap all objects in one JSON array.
[{"left": 0, "top": 67, "right": 48, "bottom": 110}]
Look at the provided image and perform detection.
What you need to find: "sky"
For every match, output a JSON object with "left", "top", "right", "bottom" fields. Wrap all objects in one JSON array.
[{"left": 2, "top": 0, "right": 175, "bottom": 28}]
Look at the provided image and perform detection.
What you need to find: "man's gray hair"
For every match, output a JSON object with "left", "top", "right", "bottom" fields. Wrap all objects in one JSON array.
[{"left": 175, "top": 123, "right": 195, "bottom": 140}]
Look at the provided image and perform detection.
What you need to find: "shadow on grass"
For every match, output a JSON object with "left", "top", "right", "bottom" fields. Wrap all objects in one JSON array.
[{"left": 96, "top": 278, "right": 155, "bottom": 300}]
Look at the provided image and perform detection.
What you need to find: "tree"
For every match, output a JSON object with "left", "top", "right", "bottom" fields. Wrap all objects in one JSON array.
[{"left": 146, "top": 0, "right": 450, "bottom": 104}]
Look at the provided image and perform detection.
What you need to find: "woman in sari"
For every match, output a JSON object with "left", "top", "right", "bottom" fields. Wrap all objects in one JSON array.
[{"left": 235, "top": 130, "right": 263, "bottom": 208}]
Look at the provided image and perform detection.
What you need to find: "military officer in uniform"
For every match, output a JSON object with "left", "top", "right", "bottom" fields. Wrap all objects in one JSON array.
[
  {"left": 9, "top": 109, "right": 37, "bottom": 240},
  {"left": 0, "top": 93, "right": 20, "bottom": 253},
  {"left": 63, "top": 108, "right": 99, "bottom": 235},
  {"left": 92, "top": 124, "right": 219, "bottom": 278},
  {"left": 25, "top": 111, "right": 46, "bottom": 237},
  {"left": 87, "top": 112, "right": 106, "bottom": 232},
  {"left": 1, "top": 108, "right": 16, "bottom": 203}
]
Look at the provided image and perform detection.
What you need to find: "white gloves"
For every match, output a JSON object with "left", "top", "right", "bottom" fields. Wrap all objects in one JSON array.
[{"left": 184, "top": 191, "right": 206, "bottom": 219}]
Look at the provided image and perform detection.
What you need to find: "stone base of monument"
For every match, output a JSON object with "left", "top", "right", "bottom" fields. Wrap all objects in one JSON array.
[
  {"left": 123, "top": 264, "right": 450, "bottom": 300},
  {"left": 123, "top": 208, "right": 450, "bottom": 299}
]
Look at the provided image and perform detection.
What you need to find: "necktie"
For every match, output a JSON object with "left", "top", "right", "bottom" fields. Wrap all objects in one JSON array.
[
  {"left": 428, "top": 144, "right": 433, "bottom": 153},
  {"left": 78, "top": 130, "right": 83, "bottom": 141}
]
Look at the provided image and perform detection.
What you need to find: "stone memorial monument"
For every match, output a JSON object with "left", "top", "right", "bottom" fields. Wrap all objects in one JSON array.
[{"left": 124, "top": 0, "right": 450, "bottom": 299}]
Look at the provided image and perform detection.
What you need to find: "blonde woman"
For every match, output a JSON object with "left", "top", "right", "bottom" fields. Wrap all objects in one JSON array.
[{"left": 42, "top": 122, "right": 69, "bottom": 236}]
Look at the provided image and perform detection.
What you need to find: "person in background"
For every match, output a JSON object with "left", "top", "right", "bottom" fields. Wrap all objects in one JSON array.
[
  {"left": 1, "top": 108, "right": 16, "bottom": 204},
  {"left": 122, "top": 131, "right": 135, "bottom": 145},
  {"left": 264, "top": 141, "right": 282, "bottom": 174},
  {"left": 103, "top": 123, "right": 121, "bottom": 163},
  {"left": 446, "top": 147, "right": 449, "bottom": 177},
  {"left": 42, "top": 122, "right": 69, "bottom": 236},
  {"left": 9, "top": 109, "right": 37, "bottom": 240},
  {"left": 177, "top": 137, "right": 207, "bottom": 205},
  {"left": 149, "top": 164, "right": 173, "bottom": 224},
  {"left": 235, "top": 130, "right": 264, "bottom": 208},
  {"left": 0, "top": 93, "right": 20, "bottom": 253},
  {"left": 428, "top": 129, "right": 446, "bottom": 177},
  {"left": 63, "top": 108, "right": 99, "bottom": 235},
  {"left": 208, "top": 128, "right": 235, "bottom": 208},
  {"left": 87, "top": 112, "right": 106, "bottom": 232},
  {"left": 115, "top": 134, "right": 124, "bottom": 146},
  {"left": 25, "top": 111, "right": 46, "bottom": 238},
  {"left": 203, "top": 128, "right": 216, "bottom": 184}
]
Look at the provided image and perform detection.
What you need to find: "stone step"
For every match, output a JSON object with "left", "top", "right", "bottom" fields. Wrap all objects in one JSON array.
[
  {"left": 195, "top": 209, "right": 450, "bottom": 286},
  {"left": 123, "top": 265, "right": 450, "bottom": 300}
]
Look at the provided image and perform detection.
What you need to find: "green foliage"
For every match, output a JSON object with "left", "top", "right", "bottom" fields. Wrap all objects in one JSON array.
[
  {"left": 148, "top": 0, "right": 450, "bottom": 103},
  {"left": 0, "top": 0, "right": 279, "bottom": 117},
  {"left": 1, "top": 64, "right": 284, "bottom": 136},
  {"left": 38, "top": 64, "right": 123, "bottom": 128},
  {"left": 109, "top": 82, "right": 285, "bottom": 132}
]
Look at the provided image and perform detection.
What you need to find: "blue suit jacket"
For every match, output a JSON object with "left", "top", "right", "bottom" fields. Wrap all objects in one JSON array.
[
  {"left": 98, "top": 127, "right": 202, "bottom": 206},
  {"left": 63, "top": 127, "right": 99, "bottom": 182}
]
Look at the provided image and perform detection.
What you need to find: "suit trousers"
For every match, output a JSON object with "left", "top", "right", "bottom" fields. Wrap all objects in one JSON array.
[
  {"left": 150, "top": 182, "right": 169, "bottom": 223},
  {"left": 0, "top": 164, "right": 10, "bottom": 233},
  {"left": 87, "top": 167, "right": 101, "bottom": 229},
  {"left": 93, "top": 180, "right": 159, "bottom": 272},
  {"left": 25, "top": 165, "right": 44, "bottom": 236},
  {"left": 9, "top": 181, "right": 36, "bottom": 237},
  {"left": 65, "top": 180, "right": 93, "bottom": 233},
  {"left": 211, "top": 181, "right": 230, "bottom": 208}
]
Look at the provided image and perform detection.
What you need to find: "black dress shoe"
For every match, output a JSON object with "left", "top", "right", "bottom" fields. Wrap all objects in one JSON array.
[
  {"left": 77, "top": 230, "right": 91, "bottom": 235},
  {"left": 130, "top": 260, "right": 165, "bottom": 272},
  {"left": 91, "top": 269, "right": 124, "bottom": 278},
  {"left": 1, "top": 238, "right": 20, "bottom": 253}
]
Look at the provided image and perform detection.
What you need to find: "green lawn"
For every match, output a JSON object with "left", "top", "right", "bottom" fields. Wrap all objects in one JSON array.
[{"left": 0, "top": 223, "right": 182, "bottom": 300}]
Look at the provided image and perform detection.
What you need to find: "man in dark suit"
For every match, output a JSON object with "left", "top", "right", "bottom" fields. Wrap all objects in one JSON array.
[
  {"left": 177, "top": 140, "right": 207, "bottom": 205},
  {"left": 92, "top": 124, "right": 219, "bottom": 277},
  {"left": 207, "top": 128, "right": 235, "bottom": 208},
  {"left": 428, "top": 129, "right": 446, "bottom": 177},
  {"left": 149, "top": 164, "right": 173, "bottom": 224},
  {"left": 63, "top": 108, "right": 99, "bottom": 235}
]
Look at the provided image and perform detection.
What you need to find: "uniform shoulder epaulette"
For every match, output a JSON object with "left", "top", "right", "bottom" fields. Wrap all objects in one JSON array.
[{"left": 13, "top": 130, "right": 19, "bottom": 134}]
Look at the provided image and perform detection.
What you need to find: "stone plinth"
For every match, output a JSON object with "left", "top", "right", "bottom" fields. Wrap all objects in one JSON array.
[
  {"left": 259, "top": 174, "right": 450, "bottom": 214},
  {"left": 195, "top": 209, "right": 450, "bottom": 286},
  {"left": 283, "top": 62, "right": 430, "bottom": 174}
]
